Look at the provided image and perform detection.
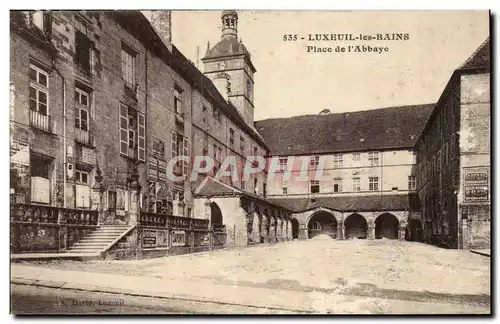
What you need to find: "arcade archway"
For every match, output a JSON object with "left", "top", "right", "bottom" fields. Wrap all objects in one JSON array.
[
  {"left": 375, "top": 213, "right": 399, "bottom": 239},
  {"left": 406, "top": 218, "right": 423, "bottom": 242},
  {"left": 307, "top": 210, "right": 337, "bottom": 239},
  {"left": 210, "top": 202, "right": 223, "bottom": 231},
  {"left": 344, "top": 213, "right": 368, "bottom": 239}
]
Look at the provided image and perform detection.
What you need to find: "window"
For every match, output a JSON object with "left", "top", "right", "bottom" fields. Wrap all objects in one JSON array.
[
  {"left": 333, "top": 178, "right": 343, "bottom": 193},
  {"left": 29, "top": 64, "right": 49, "bottom": 115},
  {"left": 121, "top": 43, "right": 136, "bottom": 89},
  {"left": 75, "top": 170, "right": 89, "bottom": 184},
  {"left": 240, "top": 136, "right": 245, "bottom": 154},
  {"left": 172, "top": 132, "right": 189, "bottom": 176},
  {"left": 369, "top": 177, "right": 379, "bottom": 191},
  {"left": 408, "top": 176, "right": 417, "bottom": 191},
  {"left": 368, "top": 152, "right": 379, "bottom": 166},
  {"left": 119, "top": 104, "right": 145, "bottom": 161},
  {"left": 333, "top": 154, "right": 343, "bottom": 168},
  {"left": 279, "top": 157, "right": 288, "bottom": 171},
  {"left": 202, "top": 106, "right": 208, "bottom": 125},
  {"left": 174, "top": 86, "right": 183, "bottom": 115},
  {"left": 352, "top": 153, "right": 360, "bottom": 161},
  {"left": 310, "top": 155, "right": 319, "bottom": 169},
  {"left": 229, "top": 128, "right": 235, "bottom": 148},
  {"left": 75, "top": 87, "right": 90, "bottom": 131},
  {"left": 310, "top": 180, "right": 320, "bottom": 194},
  {"left": 75, "top": 18, "right": 92, "bottom": 73},
  {"left": 30, "top": 11, "right": 52, "bottom": 36},
  {"left": 213, "top": 107, "right": 222, "bottom": 122},
  {"left": 282, "top": 187, "right": 288, "bottom": 195},
  {"left": 152, "top": 138, "right": 165, "bottom": 158},
  {"left": 352, "top": 177, "right": 360, "bottom": 192}
]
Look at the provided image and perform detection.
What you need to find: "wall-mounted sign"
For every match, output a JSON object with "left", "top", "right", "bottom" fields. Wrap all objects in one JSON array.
[
  {"left": 81, "top": 147, "right": 96, "bottom": 165},
  {"left": 142, "top": 229, "right": 169, "bottom": 248},
  {"left": 158, "top": 160, "right": 167, "bottom": 181},
  {"left": 464, "top": 168, "right": 489, "bottom": 202},
  {"left": 149, "top": 157, "right": 158, "bottom": 180},
  {"left": 143, "top": 236, "right": 156, "bottom": 247},
  {"left": 172, "top": 230, "right": 186, "bottom": 246}
]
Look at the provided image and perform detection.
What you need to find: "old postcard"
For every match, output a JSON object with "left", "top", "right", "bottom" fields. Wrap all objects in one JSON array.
[{"left": 9, "top": 9, "right": 490, "bottom": 315}]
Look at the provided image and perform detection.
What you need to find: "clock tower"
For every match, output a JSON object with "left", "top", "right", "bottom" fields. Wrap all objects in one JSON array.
[{"left": 202, "top": 10, "right": 256, "bottom": 125}]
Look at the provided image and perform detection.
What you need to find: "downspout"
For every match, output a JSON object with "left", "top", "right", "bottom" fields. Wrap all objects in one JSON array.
[
  {"left": 144, "top": 50, "right": 148, "bottom": 214},
  {"left": 52, "top": 61, "right": 66, "bottom": 209}
]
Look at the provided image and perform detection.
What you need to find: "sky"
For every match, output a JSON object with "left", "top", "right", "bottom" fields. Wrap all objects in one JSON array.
[{"left": 169, "top": 11, "right": 489, "bottom": 121}]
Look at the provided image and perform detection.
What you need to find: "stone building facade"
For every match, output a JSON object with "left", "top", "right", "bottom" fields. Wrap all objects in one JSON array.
[
  {"left": 10, "top": 10, "right": 489, "bottom": 255},
  {"left": 256, "top": 104, "right": 431, "bottom": 242},
  {"left": 415, "top": 38, "right": 490, "bottom": 249},
  {"left": 10, "top": 10, "right": 291, "bottom": 254}
]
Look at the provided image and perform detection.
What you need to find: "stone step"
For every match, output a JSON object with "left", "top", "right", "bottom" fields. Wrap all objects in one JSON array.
[
  {"left": 95, "top": 229, "right": 129, "bottom": 232},
  {"left": 87, "top": 233, "right": 122, "bottom": 237},
  {"left": 79, "top": 238, "right": 115, "bottom": 243},
  {"left": 73, "top": 242, "right": 111, "bottom": 247},
  {"left": 68, "top": 249, "right": 103, "bottom": 254},
  {"left": 69, "top": 246, "right": 106, "bottom": 253},
  {"left": 99, "top": 225, "right": 130, "bottom": 228}
]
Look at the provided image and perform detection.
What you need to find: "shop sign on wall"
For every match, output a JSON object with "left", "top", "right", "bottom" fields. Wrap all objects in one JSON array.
[
  {"left": 464, "top": 168, "right": 489, "bottom": 202},
  {"left": 81, "top": 147, "right": 96, "bottom": 165},
  {"left": 142, "top": 229, "right": 169, "bottom": 248},
  {"left": 172, "top": 230, "right": 186, "bottom": 246}
]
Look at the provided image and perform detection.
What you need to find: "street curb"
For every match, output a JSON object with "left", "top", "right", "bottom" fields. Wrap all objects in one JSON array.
[
  {"left": 11, "top": 278, "right": 314, "bottom": 314},
  {"left": 470, "top": 250, "right": 490, "bottom": 257}
]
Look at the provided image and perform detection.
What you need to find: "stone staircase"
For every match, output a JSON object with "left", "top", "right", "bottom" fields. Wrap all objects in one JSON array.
[{"left": 67, "top": 225, "right": 133, "bottom": 254}]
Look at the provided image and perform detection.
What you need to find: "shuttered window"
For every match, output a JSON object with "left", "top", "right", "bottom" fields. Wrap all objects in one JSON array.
[
  {"left": 119, "top": 104, "right": 128, "bottom": 155},
  {"left": 137, "top": 112, "right": 145, "bottom": 161}
]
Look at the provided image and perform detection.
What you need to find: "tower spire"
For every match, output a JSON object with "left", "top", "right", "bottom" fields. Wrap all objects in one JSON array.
[{"left": 221, "top": 10, "right": 238, "bottom": 39}]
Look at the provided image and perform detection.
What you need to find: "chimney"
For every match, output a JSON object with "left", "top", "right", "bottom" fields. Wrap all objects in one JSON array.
[{"left": 149, "top": 11, "right": 172, "bottom": 51}]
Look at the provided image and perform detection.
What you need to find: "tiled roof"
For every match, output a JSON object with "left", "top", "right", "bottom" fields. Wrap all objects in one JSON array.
[
  {"left": 269, "top": 194, "right": 421, "bottom": 213},
  {"left": 459, "top": 37, "right": 490, "bottom": 71},
  {"left": 195, "top": 177, "right": 293, "bottom": 211},
  {"left": 203, "top": 37, "right": 251, "bottom": 60},
  {"left": 255, "top": 104, "right": 434, "bottom": 156}
]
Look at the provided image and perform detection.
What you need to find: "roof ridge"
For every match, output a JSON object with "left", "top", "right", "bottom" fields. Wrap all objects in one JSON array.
[{"left": 255, "top": 103, "right": 435, "bottom": 123}]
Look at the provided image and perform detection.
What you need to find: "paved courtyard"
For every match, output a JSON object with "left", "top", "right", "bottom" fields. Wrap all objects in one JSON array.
[{"left": 17, "top": 237, "right": 490, "bottom": 308}]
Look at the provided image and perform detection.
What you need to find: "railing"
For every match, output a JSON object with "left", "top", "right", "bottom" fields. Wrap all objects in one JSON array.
[
  {"left": 139, "top": 211, "right": 167, "bottom": 227},
  {"left": 29, "top": 110, "right": 51, "bottom": 132},
  {"left": 10, "top": 203, "right": 99, "bottom": 253},
  {"left": 75, "top": 128, "right": 94, "bottom": 146},
  {"left": 10, "top": 203, "right": 99, "bottom": 225},
  {"left": 138, "top": 211, "right": 209, "bottom": 230}
]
